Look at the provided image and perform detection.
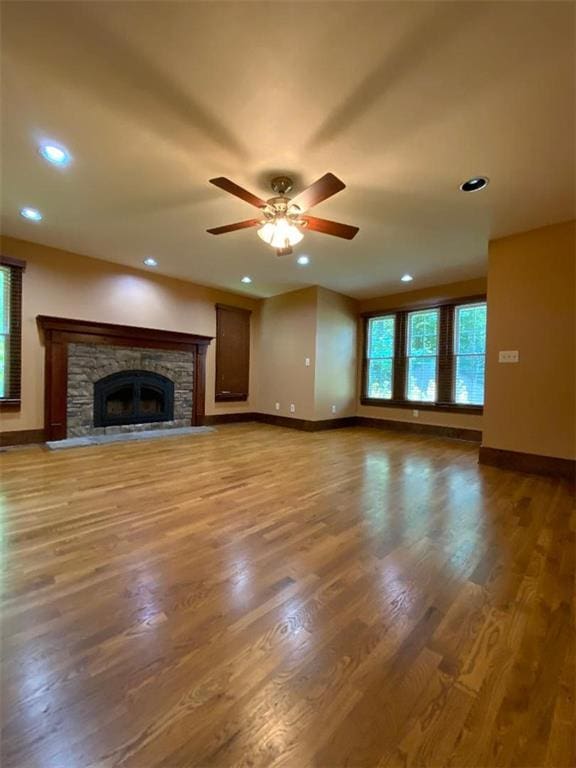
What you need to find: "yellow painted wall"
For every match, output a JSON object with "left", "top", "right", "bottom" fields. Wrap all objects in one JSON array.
[
  {"left": 256, "top": 287, "right": 318, "bottom": 420},
  {"left": 0, "top": 236, "right": 261, "bottom": 433},
  {"left": 314, "top": 287, "right": 358, "bottom": 420},
  {"left": 483, "top": 221, "right": 575, "bottom": 459}
]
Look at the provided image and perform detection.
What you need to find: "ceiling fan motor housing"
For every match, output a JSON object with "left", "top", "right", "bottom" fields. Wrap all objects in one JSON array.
[{"left": 270, "top": 176, "right": 294, "bottom": 195}]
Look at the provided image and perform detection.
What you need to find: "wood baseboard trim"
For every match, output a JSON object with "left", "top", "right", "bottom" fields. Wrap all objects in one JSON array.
[
  {"left": 204, "top": 412, "right": 259, "bottom": 425},
  {"left": 255, "top": 414, "right": 356, "bottom": 432},
  {"left": 0, "top": 429, "right": 47, "bottom": 447},
  {"left": 356, "top": 416, "right": 482, "bottom": 443},
  {"left": 203, "top": 412, "right": 482, "bottom": 441},
  {"left": 479, "top": 446, "right": 575, "bottom": 481}
]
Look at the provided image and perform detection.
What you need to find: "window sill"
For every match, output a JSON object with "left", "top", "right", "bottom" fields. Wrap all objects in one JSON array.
[
  {"left": 360, "top": 398, "right": 483, "bottom": 416},
  {"left": 0, "top": 399, "right": 22, "bottom": 411}
]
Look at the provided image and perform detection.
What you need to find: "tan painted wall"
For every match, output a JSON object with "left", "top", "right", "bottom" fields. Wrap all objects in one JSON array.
[
  {"left": 0, "top": 236, "right": 261, "bottom": 433},
  {"left": 483, "top": 221, "right": 576, "bottom": 460},
  {"left": 256, "top": 286, "right": 318, "bottom": 420},
  {"left": 356, "top": 278, "right": 487, "bottom": 431},
  {"left": 314, "top": 287, "right": 358, "bottom": 420}
]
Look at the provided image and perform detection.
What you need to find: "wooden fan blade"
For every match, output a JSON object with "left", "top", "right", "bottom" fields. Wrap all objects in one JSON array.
[
  {"left": 290, "top": 173, "right": 345, "bottom": 211},
  {"left": 209, "top": 177, "right": 268, "bottom": 208},
  {"left": 303, "top": 215, "right": 359, "bottom": 240},
  {"left": 206, "top": 218, "right": 261, "bottom": 235}
]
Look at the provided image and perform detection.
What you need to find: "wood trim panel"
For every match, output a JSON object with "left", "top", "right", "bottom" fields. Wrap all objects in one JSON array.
[
  {"left": 215, "top": 303, "right": 252, "bottom": 315},
  {"left": 37, "top": 316, "right": 213, "bottom": 440},
  {"left": 0, "top": 399, "right": 22, "bottom": 411},
  {"left": 0, "top": 429, "right": 46, "bottom": 447},
  {"left": 193, "top": 346, "right": 207, "bottom": 426},
  {"left": 37, "top": 316, "right": 212, "bottom": 347},
  {"left": 0, "top": 255, "right": 26, "bottom": 270},
  {"left": 479, "top": 446, "right": 575, "bottom": 482}
]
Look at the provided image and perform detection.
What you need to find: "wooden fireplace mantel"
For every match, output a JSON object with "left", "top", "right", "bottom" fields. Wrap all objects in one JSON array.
[{"left": 37, "top": 316, "right": 213, "bottom": 440}]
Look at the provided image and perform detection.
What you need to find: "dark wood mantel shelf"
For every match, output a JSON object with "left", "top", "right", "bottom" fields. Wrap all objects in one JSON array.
[{"left": 37, "top": 316, "right": 213, "bottom": 441}]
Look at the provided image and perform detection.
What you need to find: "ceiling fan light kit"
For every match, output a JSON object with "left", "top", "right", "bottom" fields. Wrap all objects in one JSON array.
[{"left": 207, "top": 172, "right": 359, "bottom": 256}]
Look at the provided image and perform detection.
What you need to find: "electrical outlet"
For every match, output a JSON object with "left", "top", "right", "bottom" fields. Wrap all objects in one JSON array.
[
  {"left": 290, "top": 404, "right": 295, "bottom": 413},
  {"left": 275, "top": 402, "right": 280, "bottom": 411},
  {"left": 412, "top": 409, "right": 419, "bottom": 417},
  {"left": 499, "top": 350, "right": 519, "bottom": 363},
  {"left": 331, "top": 405, "right": 337, "bottom": 414},
  {"left": 305, "top": 357, "right": 311, "bottom": 367}
]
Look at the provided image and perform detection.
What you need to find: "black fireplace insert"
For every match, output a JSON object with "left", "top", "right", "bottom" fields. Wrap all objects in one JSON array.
[{"left": 93, "top": 370, "right": 175, "bottom": 427}]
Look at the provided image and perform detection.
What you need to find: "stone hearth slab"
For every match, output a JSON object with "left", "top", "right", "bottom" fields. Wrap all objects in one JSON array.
[{"left": 46, "top": 426, "right": 214, "bottom": 450}]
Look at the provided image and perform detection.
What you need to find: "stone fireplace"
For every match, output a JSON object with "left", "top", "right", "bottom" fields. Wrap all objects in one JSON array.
[
  {"left": 38, "top": 316, "right": 212, "bottom": 441},
  {"left": 67, "top": 344, "right": 192, "bottom": 437}
]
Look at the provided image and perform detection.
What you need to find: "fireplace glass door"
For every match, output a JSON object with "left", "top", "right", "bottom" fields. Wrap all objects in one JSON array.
[{"left": 94, "top": 370, "right": 175, "bottom": 427}]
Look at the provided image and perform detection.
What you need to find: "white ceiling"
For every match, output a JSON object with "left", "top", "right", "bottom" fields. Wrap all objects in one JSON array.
[{"left": 1, "top": 1, "right": 574, "bottom": 298}]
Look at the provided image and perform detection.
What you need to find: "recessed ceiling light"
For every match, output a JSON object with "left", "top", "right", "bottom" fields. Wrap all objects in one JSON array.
[
  {"left": 39, "top": 142, "right": 71, "bottom": 167},
  {"left": 143, "top": 257, "right": 158, "bottom": 267},
  {"left": 460, "top": 176, "right": 489, "bottom": 192},
  {"left": 297, "top": 255, "right": 310, "bottom": 265},
  {"left": 20, "top": 207, "right": 43, "bottom": 221},
  {"left": 241, "top": 276, "right": 252, "bottom": 284},
  {"left": 401, "top": 274, "right": 413, "bottom": 282}
]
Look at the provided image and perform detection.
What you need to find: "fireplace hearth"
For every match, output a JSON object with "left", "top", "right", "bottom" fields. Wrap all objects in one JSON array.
[{"left": 94, "top": 370, "right": 175, "bottom": 427}]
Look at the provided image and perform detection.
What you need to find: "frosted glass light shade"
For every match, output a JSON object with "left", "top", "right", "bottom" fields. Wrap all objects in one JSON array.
[{"left": 257, "top": 218, "right": 303, "bottom": 248}]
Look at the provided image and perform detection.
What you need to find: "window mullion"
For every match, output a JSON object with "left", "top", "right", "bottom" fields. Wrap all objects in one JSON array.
[
  {"left": 438, "top": 304, "right": 454, "bottom": 404},
  {"left": 393, "top": 311, "right": 407, "bottom": 401}
]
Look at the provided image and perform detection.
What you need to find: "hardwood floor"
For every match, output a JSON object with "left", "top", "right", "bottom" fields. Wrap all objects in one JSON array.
[{"left": 1, "top": 424, "right": 574, "bottom": 768}]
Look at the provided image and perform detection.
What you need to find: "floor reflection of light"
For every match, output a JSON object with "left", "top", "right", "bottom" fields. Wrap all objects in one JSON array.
[
  {"left": 360, "top": 453, "right": 392, "bottom": 532},
  {"left": 439, "top": 469, "right": 484, "bottom": 571},
  {"left": 226, "top": 549, "right": 255, "bottom": 608}
]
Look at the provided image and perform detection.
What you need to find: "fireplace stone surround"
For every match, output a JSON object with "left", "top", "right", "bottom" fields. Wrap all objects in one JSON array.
[
  {"left": 38, "top": 316, "right": 212, "bottom": 441},
  {"left": 67, "top": 344, "right": 191, "bottom": 437}
]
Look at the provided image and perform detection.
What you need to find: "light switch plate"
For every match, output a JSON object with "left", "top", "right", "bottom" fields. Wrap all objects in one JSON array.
[
  {"left": 499, "top": 350, "right": 519, "bottom": 363},
  {"left": 275, "top": 402, "right": 280, "bottom": 411},
  {"left": 290, "top": 404, "right": 295, "bottom": 413},
  {"left": 305, "top": 357, "right": 310, "bottom": 367}
]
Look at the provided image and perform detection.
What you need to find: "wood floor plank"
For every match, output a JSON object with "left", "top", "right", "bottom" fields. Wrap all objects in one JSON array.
[{"left": 1, "top": 424, "right": 574, "bottom": 767}]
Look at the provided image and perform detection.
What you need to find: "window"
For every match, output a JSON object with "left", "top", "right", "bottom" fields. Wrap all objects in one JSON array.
[
  {"left": 406, "top": 309, "right": 439, "bottom": 402},
  {"left": 0, "top": 257, "right": 25, "bottom": 406},
  {"left": 366, "top": 315, "right": 395, "bottom": 399},
  {"left": 454, "top": 303, "right": 487, "bottom": 405},
  {"left": 362, "top": 297, "right": 487, "bottom": 412}
]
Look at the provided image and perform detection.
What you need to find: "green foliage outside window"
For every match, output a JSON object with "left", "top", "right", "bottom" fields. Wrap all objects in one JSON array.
[
  {"left": 0, "top": 267, "right": 8, "bottom": 399},
  {"left": 366, "top": 316, "right": 394, "bottom": 399},
  {"left": 407, "top": 309, "right": 438, "bottom": 401},
  {"left": 454, "top": 304, "right": 486, "bottom": 404}
]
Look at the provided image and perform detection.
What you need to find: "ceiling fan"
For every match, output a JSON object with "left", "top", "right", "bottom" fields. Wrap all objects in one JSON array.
[{"left": 206, "top": 173, "right": 359, "bottom": 256}]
